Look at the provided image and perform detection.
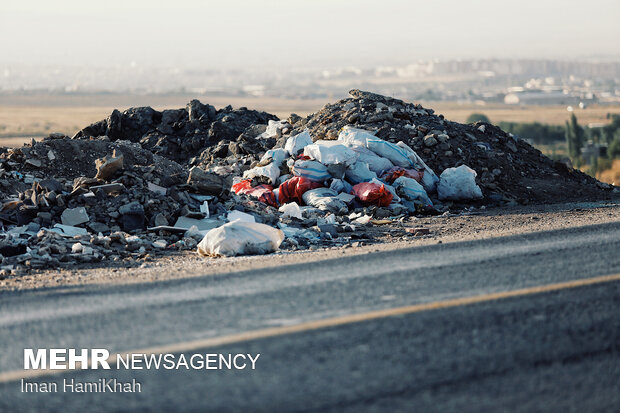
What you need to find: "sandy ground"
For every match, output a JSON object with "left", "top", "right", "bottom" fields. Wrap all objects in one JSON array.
[{"left": 1, "top": 200, "right": 618, "bottom": 292}]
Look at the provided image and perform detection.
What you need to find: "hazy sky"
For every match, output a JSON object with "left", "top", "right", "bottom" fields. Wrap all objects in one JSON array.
[{"left": 2, "top": 0, "right": 619, "bottom": 68}]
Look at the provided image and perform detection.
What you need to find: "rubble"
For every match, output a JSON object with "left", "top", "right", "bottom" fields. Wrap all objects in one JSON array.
[{"left": 0, "top": 90, "right": 616, "bottom": 276}]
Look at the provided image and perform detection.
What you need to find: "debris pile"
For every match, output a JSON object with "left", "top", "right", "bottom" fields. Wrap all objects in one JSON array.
[{"left": 0, "top": 90, "right": 615, "bottom": 275}]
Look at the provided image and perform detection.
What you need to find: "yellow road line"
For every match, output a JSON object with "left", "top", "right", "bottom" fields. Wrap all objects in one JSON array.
[{"left": 2, "top": 272, "right": 620, "bottom": 384}]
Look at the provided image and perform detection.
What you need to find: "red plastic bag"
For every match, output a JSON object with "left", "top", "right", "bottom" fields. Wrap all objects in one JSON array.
[
  {"left": 243, "top": 185, "right": 278, "bottom": 207},
  {"left": 233, "top": 180, "right": 277, "bottom": 207},
  {"left": 352, "top": 182, "right": 393, "bottom": 207},
  {"left": 380, "top": 167, "right": 424, "bottom": 184},
  {"left": 278, "top": 176, "right": 323, "bottom": 205},
  {"left": 232, "top": 179, "right": 253, "bottom": 194}
]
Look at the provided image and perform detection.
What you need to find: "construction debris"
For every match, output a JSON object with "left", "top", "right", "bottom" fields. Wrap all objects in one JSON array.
[{"left": 0, "top": 90, "right": 615, "bottom": 276}]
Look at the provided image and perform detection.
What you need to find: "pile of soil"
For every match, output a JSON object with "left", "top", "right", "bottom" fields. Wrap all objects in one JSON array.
[
  {"left": 0, "top": 90, "right": 615, "bottom": 275},
  {"left": 284, "top": 89, "right": 610, "bottom": 204}
]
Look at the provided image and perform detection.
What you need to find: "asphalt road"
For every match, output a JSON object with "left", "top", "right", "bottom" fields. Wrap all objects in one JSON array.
[{"left": 0, "top": 221, "right": 619, "bottom": 412}]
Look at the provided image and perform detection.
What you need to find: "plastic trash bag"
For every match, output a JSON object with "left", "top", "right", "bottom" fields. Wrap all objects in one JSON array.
[
  {"left": 291, "top": 159, "right": 331, "bottom": 182},
  {"left": 303, "top": 140, "right": 359, "bottom": 166},
  {"left": 329, "top": 178, "right": 353, "bottom": 194},
  {"left": 345, "top": 162, "right": 377, "bottom": 184},
  {"left": 302, "top": 188, "right": 347, "bottom": 213},
  {"left": 393, "top": 176, "right": 433, "bottom": 207},
  {"left": 279, "top": 202, "right": 303, "bottom": 219},
  {"left": 437, "top": 165, "right": 483, "bottom": 201},
  {"left": 352, "top": 182, "right": 393, "bottom": 207},
  {"left": 350, "top": 146, "right": 394, "bottom": 174},
  {"left": 243, "top": 163, "right": 280, "bottom": 185},
  {"left": 366, "top": 138, "right": 413, "bottom": 168},
  {"left": 337, "top": 126, "right": 377, "bottom": 148},
  {"left": 369, "top": 178, "right": 400, "bottom": 203},
  {"left": 395, "top": 141, "right": 439, "bottom": 193},
  {"left": 278, "top": 176, "right": 323, "bottom": 205},
  {"left": 284, "top": 130, "right": 313, "bottom": 156},
  {"left": 380, "top": 167, "right": 423, "bottom": 184},
  {"left": 259, "top": 120, "right": 289, "bottom": 139},
  {"left": 232, "top": 180, "right": 278, "bottom": 207},
  {"left": 197, "top": 221, "right": 284, "bottom": 257},
  {"left": 260, "top": 148, "right": 288, "bottom": 166}
]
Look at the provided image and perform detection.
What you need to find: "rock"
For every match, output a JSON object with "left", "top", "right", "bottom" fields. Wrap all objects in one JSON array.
[
  {"left": 88, "top": 222, "right": 110, "bottom": 234},
  {"left": 119, "top": 201, "right": 145, "bottom": 232},
  {"left": 423, "top": 135, "right": 438, "bottom": 147},
  {"left": 505, "top": 140, "right": 517, "bottom": 152},
  {"left": 317, "top": 224, "right": 339, "bottom": 238},
  {"left": 153, "top": 213, "right": 169, "bottom": 227},
  {"left": 187, "top": 166, "right": 226, "bottom": 195},
  {"left": 61, "top": 207, "right": 89, "bottom": 226},
  {"left": 152, "top": 240, "right": 167, "bottom": 249},
  {"left": 26, "top": 159, "right": 42, "bottom": 167},
  {"left": 94, "top": 150, "right": 124, "bottom": 180}
]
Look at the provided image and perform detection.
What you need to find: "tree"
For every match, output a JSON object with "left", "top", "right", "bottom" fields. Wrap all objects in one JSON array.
[
  {"left": 466, "top": 113, "right": 490, "bottom": 124},
  {"left": 609, "top": 134, "right": 620, "bottom": 159},
  {"left": 566, "top": 113, "right": 584, "bottom": 160}
]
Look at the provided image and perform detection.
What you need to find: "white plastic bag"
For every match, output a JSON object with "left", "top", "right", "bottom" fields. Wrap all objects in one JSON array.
[
  {"left": 302, "top": 188, "right": 347, "bottom": 213},
  {"left": 437, "top": 165, "right": 483, "bottom": 201},
  {"left": 284, "top": 130, "right": 313, "bottom": 156},
  {"left": 259, "top": 120, "right": 289, "bottom": 139},
  {"left": 337, "top": 126, "right": 376, "bottom": 148},
  {"left": 396, "top": 141, "right": 439, "bottom": 193},
  {"left": 291, "top": 159, "right": 331, "bottom": 182},
  {"left": 303, "top": 140, "right": 358, "bottom": 166},
  {"left": 366, "top": 138, "right": 414, "bottom": 168},
  {"left": 197, "top": 221, "right": 284, "bottom": 257},
  {"left": 351, "top": 146, "right": 394, "bottom": 174},
  {"left": 243, "top": 163, "right": 280, "bottom": 185},
  {"left": 279, "top": 202, "right": 303, "bottom": 219},
  {"left": 393, "top": 176, "right": 433, "bottom": 206},
  {"left": 260, "top": 148, "right": 288, "bottom": 166},
  {"left": 345, "top": 162, "right": 377, "bottom": 184}
]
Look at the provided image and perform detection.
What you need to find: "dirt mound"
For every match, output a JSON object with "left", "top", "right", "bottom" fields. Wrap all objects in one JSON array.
[
  {"left": 0, "top": 91, "right": 615, "bottom": 276},
  {"left": 74, "top": 100, "right": 278, "bottom": 164},
  {"left": 285, "top": 89, "right": 611, "bottom": 204}
]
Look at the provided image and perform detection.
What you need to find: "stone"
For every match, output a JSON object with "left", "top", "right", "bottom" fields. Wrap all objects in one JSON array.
[
  {"left": 119, "top": 201, "right": 145, "bottom": 232},
  {"left": 153, "top": 213, "right": 169, "bottom": 227},
  {"left": 94, "top": 150, "right": 124, "bottom": 180},
  {"left": 26, "top": 159, "right": 42, "bottom": 167},
  {"left": 61, "top": 207, "right": 89, "bottom": 226},
  {"left": 88, "top": 222, "right": 110, "bottom": 234},
  {"left": 147, "top": 182, "right": 167, "bottom": 196},
  {"left": 187, "top": 166, "right": 226, "bottom": 195},
  {"left": 317, "top": 224, "right": 339, "bottom": 238},
  {"left": 423, "top": 135, "right": 438, "bottom": 147},
  {"left": 152, "top": 240, "right": 167, "bottom": 249},
  {"left": 505, "top": 140, "right": 517, "bottom": 152}
]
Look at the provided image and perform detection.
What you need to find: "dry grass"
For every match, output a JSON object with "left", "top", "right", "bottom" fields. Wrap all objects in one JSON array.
[
  {"left": 424, "top": 102, "right": 620, "bottom": 125},
  {"left": 598, "top": 159, "right": 620, "bottom": 185}
]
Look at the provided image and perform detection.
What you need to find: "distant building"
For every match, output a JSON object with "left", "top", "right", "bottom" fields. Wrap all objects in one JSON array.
[{"left": 504, "top": 90, "right": 576, "bottom": 105}]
